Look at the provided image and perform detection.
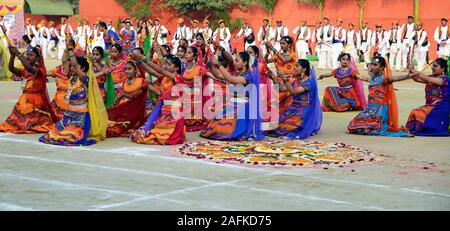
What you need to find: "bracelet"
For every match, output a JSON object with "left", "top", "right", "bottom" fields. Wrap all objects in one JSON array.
[
  {"left": 143, "top": 57, "right": 149, "bottom": 63},
  {"left": 136, "top": 60, "right": 143, "bottom": 65}
]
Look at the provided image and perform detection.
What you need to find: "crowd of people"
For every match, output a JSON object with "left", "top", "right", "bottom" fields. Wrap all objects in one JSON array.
[{"left": 0, "top": 14, "right": 448, "bottom": 146}]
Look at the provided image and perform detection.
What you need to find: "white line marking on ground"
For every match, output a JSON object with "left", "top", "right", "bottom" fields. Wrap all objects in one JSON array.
[
  {"left": 156, "top": 198, "right": 237, "bottom": 211},
  {"left": 1, "top": 136, "right": 449, "bottom": 200},
  {"left": 0, "top": 202, "right": 35, "bottom": 211},
  {"left": 0, "top": 151, "right": 393, "bottom": 210},
  {"left": 0, "top": 153, "right": 213, "bottom": 184},
  {"left": 0, "top": 173, "right": 146, "bottom": 197},
  {"left": 89, "top": 176, "right": 268, "bottom": 211},
  {"left": 0, "top": 172, "right": 236, "bottom": 211},
  {"left": 238, "top": 187, "right": 393, "bottom": 211},
  {"left": 400, "top": 188, "right": 450, "bottom": 198}
]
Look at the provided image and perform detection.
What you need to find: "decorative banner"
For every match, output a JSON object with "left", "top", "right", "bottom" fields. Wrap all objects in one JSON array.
[
  {"left": 178, "top": 140, "right": 383, "bottom": 168},
  {"left": 0, "top": 0, "right": 24, "bottom": 46},
  {"left": 3, "top": 14, "right": 15, "bottom": 31},
  {"left": 0, "top": 1, "right": 24, "bottom": 15}
]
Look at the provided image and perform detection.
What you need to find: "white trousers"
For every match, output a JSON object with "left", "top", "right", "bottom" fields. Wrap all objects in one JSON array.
[
  {"left": 58, "top": 41, "right": 66, "bottom": 60},
  {"left": 401, "top": 42, "right": 410, "bottom": 69},
  {"left": 360, "top": 42, "right": 371, "bottom": 69},
  {"left": 331, "top": 43, "right": 344, "bottom": 69},
  {"left": 40, "top": 43, "right": 47, "bottom": 60},
  {"left": 296, "top": 40, "right": 309, "bottom": 59},
  {"left": 437, "top": 43, "right": 450, "bottom": 58},
  {"left": 389, "top": 43, "right": 402, "bottom": 71},
  {"left": 318, "top": 44, "right": 332, "bottom": 69},
  {"left": 414, "top": 49, "right": 427, "bottom": 71},
  {"left": 47, "top": 40, "right": 56, "bottom": 59},
  {"left": 220, "top": 40, "right": 231, "bottom": 52}
]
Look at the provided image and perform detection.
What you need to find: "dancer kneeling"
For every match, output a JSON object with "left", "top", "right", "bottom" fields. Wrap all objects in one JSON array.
[
  {"left": 406, "top": 58, "right": 449, "bottom": 136},
  {"left": 319, "top": 53, "right": 367, "bottom": 112},
  {"left": 267, "top": 59, "right": 322, "bottom": 139},
  {"left": 347, "top": 56, "right": 412, "bottom": 137},
  {"left": 106, "top": 60, "right": 148, "bottom": 137},
  {"left": 39, "top": 50, "right": 107, "bottom": 146},
  {"left": 0, "top": 46, "right": 52, "bottom": 134},
  {"left": 200, "top": 51, "right": 264, "bottom": 141},
  {"left": 131, "top": 55, "right": 186, "bottom": 145}
]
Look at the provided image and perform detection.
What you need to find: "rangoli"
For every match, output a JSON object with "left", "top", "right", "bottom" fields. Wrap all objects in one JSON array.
[{"left": 178, "top": 140, "right": 382, "bottom": 168}]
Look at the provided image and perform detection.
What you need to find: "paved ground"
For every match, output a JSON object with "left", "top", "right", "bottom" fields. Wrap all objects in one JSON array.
[{"left": 0, "top": 59, "right": 449, "bottom": 211}]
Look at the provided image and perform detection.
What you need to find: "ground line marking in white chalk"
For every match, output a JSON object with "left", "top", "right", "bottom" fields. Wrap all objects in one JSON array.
[
  {"left": 0, "top": 173, "right": 147, "bottom": 198},
  {"left": 0, "top": 202, "right": 36, "bottom": 211},
  {"left": 0, "top": 136, "right": 449, "bottom": 199},
  {"left": 0, "top": 172, "right": 238, "bottom": 211},
  {"left": 89, "top": 176, "right": 268, "bottom": 210},
  {"left": 244, "top": 187, "right": 389, "bottom": 211},
  {"left": 400, "top": 188, "right": 450, "bottom": 198},
  {"left": 0, "top": 153, "right": 214, "bottom": 184}
]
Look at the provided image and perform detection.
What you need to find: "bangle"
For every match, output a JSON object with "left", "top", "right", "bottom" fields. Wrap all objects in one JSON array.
[
  {"left": 143, "top": 56, "right": 149, "bottom": 63},
  {"left": 136, "top": 60, "right": 142, "bottom": 65}
]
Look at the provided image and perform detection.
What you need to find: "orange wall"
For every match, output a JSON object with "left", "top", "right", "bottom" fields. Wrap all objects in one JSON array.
[{"left": 42, "top": 0, "right": 448, "bottom": 59}]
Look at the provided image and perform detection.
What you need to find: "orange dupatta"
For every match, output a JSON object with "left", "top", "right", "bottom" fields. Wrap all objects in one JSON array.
[{"left": 383, "top": 60, "right": 399, "bottom": 132}]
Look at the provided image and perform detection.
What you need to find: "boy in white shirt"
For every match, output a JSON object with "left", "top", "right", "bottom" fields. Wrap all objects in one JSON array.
[
  {"left": 293, "top": 19, "right": 311, "bottom": 59},
  {"left": 434, "top": 18, "right": 449, "bottom": 58}
]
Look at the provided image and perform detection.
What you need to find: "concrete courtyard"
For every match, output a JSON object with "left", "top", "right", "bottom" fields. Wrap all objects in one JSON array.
[{"left": 0, "top": 60, "right": 449, "bottom": 211}]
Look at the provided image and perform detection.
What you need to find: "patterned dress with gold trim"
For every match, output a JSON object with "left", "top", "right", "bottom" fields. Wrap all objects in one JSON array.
[
  {"left": 274, "top": 51, "right": 297, "bottom": 114},
  {"left": 178, "top": 64, "right": 208, "bottom": 132},
  {"left": 322, "top": 67, "right": 362, "bottom": 112},
  {"left": 200, "top": 71, "right": 258, "bottom": 140},
  {"left": 0, "top": 67, "right": 52, "bottom": 134},
  {"left": 93, "top": 62, "right": 107, "bottom": 101},
  {"left": 406, "top": 75, "right": 449, "bottom": 136},
  {"left": 106, "top": 77, "right": 148, "bottom": 137},
  {"left": 131, "top": 76, "right": 186, "bottom": 145},
  {"left": 39, "top": 76, "right": 96, "bottom": 146},
  {"left": 348, "top": 74, "right": 409, "bottom": 137},
  {"left": 49, "top": 65, "right": 70, "bottom": 121},
  {"left": 268, "top": 78, "right": 313, "bottom": 136}
]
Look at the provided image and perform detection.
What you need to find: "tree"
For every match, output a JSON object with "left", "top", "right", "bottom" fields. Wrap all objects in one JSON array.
[
  {"left": 163, "top": 0, "right": 252, "bottom": 31},
  {"left": 67, "top": 0, "right": 79, "bottom": 15},
  {"left": 413, "top": 0, "right": 419, "bottom": 22},
  {"left": 115, "top": 0, "right": 152, "bottom": 19},
  {"left": 258, "top": 0, "right": 278, "bottom": 24},
  {"left": 299, "top": 0, "right": 325, "bottom": 19},
  {"left": 356, "top": 0, "right": 364, "bottom": 28}
]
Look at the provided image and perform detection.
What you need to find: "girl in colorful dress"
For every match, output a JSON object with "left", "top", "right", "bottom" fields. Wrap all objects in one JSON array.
[
  {"left": 347, "top": 56, "right": 412, "bottom": 137},
  {"left": 0, "top": 46, "right": 52, "bottom": 134},
  {"left": 48, "top": 64, "right": 70, "bottom": 121},
  {"left": 176, "top": 45, "right": 187, "bottom": 60},
  {"left": 137, "top": 20, "right": 151, "bottom": 54},
  {"left": 178, "top": 46, "right": 208, "bottom": 131},
  {"left": 265, "top": 36, "right": 298, "bottom": 114},
  {"left": 131, "top": 56, "right": 186, "bottom": 145},
  {"left": 90, "top": 46, "right": 110, "bottom": 101},
  {"left": 120, "top": 20, "right": 136, "bottom": 56},
  {"left": 406, "top": 58, "right": 449, "bottom": 136},
  {"left": 267, "top": 59, "right": 322, "bottom": 139},
  {"left": 247, "top": 45, "right": 275, "bottom": 131},
  {"left": 106, "top": 61, "right": 149, "bottom": 137},
  {"left": 319, "top": 53, "right": 367, "bottom": 112},
  {"left": 39, "top": 51, "right": 107, "bottom": 146},
  {"left": 108, "top": 43, "right": 127, "bottom": 104},
  {"left": 201, "top": 51, "right": 264, "bottom": 141}
]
